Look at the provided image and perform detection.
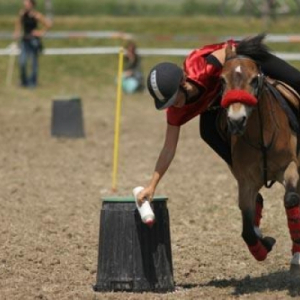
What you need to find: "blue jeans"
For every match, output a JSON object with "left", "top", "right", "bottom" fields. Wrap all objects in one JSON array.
[{"left": 19, "top": 39, "right": 39, "bottom": 87}]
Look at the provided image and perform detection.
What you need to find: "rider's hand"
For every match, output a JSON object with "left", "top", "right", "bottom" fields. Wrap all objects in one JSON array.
[{"left": 137, "top": 186, "right": 155, "bottom": 206}]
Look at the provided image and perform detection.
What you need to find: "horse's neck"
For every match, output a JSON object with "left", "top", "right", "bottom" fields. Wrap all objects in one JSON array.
[{"left": 246, "top": 90, "right": 279, "bottom": 143}]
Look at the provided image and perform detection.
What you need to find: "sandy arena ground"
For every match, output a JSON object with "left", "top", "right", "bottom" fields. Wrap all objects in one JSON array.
[{"left": 0, "top": 85, "right": 300, "bottom": 300}]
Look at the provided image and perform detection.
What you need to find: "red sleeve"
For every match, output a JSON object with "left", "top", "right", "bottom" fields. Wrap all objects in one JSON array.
[
  {"left": 183, "top": 48, "right": 224, "bottom": 88},
  {"left": 166, "top": 101, "right": 206, "bottom": 126},
  {"left": 167, "top": 46, "right": 225, "bottom": 126},
  {"left": 166, "top": 42, "right": 238, "bottom": 126}
]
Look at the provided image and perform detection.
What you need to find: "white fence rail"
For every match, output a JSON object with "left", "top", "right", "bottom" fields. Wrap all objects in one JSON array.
[
  {"left": 1, "top": 31, "right": 300, "bottom": 43},
  {"left": 0, "top": 31, "right": 133, "bottom": 40},
  {"left": 1, "top": 46, "right": 300, "bottom": 61}
]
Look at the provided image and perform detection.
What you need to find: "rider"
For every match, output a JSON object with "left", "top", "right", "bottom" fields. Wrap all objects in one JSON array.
[{"left": 137, "top": 34, "right": 300, "bottom": 204}]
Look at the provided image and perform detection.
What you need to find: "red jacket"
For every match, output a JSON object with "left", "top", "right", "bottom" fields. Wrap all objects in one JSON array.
[{"left": 167, "top": 42, "right": 231, "bottom": 126}]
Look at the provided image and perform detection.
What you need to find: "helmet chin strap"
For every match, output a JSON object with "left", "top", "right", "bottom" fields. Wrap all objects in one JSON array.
[
  {"left": 179, "top": 86, "right": 188, "bottom": 100},
  {"left": 185, "top": 95, "right": 199, "bottom": 105}
]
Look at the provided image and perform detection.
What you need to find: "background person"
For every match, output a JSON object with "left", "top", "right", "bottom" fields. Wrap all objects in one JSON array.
[
  {"left": 137, "top": 34, "right": 300, "bottom": 204},
  {"left": 13, "top": 0, "right": 52, "bottom": 88},
  {"left": 122, "top": 40, "right": 144, "bottom": 94}
]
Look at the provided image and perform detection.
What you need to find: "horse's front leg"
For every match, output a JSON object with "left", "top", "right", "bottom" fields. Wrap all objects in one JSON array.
[
  {"left": 239, "top": 185, "right": 276, "bottom": 261},
  {"left": 283, "top": 160, "right": 300, "bottom": 272},
  {"left": 254, "top": 193, "right": 264, "bottom": 237}
]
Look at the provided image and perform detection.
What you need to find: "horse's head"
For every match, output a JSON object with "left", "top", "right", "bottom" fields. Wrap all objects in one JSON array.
[{"left": 220, "top": 44, "right": 263, "bottom": 135}]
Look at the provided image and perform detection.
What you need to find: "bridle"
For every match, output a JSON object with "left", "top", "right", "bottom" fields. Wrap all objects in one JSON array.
[
  {"left": 222, "top": 55, "right": 276, "bottom": 188},
  {"left": 223, "top": 55, "right": 265, "bottom": 99}
]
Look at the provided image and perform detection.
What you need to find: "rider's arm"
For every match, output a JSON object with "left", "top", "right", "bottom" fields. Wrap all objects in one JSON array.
[
  {"left": 137, "top": 124, "right": 180, "bottom": 204},
  {"left": 210, "top": 48, "right": 226, "bottom": 66}
]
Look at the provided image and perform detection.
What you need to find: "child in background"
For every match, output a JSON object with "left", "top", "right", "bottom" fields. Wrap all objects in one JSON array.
[{"left": 122, "top": 40, "right": 144, "bottom": 94}]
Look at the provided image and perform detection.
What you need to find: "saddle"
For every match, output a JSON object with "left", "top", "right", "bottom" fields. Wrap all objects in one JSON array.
[
  {"left": 266, "top": 77, "right": 300, "bottom": 111},
  {"left": 266, "top": 77, "right": 300, "bottom": 134}
]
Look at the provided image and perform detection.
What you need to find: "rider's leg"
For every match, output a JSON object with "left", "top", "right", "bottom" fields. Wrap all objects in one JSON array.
[
  {"left": 260, "top": 53, "right": 300, "bottom": 94},
  {"left": 200, "top": 108, "right": 232, "bottom": 166}
]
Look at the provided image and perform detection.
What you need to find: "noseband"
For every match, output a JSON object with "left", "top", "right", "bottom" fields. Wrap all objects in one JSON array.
[{"left": 221, "top": 89, "right": 258, "bottom": 108}]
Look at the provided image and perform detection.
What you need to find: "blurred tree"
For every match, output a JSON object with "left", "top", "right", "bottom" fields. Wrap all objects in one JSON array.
[{"left": 220, "top": 0, "right": 300, "bottom": 17}]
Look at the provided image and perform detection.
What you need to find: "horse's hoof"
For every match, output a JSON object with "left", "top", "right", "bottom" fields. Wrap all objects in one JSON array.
[
  {"left": 290, "top": 252, "right": 300, "bottom": 276},
  {"left": 261, "top": 236, "right": 276, "bottom": 252},
  {"left": 284, "top": 192, "right": 300, "bottom": 208},
  {"left": 290, "top": 253, "right": 300, "bottom": 276},
  {"left": 290, "top": 264, "right": 300, "bottom": 276},
  {"left": 248, "top": 240, "right": 268, "bottom": 261}
]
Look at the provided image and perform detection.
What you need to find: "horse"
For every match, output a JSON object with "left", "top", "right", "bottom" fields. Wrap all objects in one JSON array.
[{"left": 219, "top": 35, "right": 300, "bottom": 273}]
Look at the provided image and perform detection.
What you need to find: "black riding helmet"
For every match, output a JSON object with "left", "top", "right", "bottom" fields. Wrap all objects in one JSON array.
[{"left": 147, "top": 62, "right": 183, "bottom": 110}]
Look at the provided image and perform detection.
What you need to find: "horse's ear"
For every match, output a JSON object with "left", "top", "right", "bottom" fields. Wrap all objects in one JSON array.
[{"left": 225, "top": 43, "right": 235, "bottom": 60}]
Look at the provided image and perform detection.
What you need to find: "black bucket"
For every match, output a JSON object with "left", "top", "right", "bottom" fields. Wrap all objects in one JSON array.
[
  {"left": 93, "top": 195, "right": 174, "bottom": 292},
  {"left": 51, "top": 97, "right": 85, "bottom": 138}
]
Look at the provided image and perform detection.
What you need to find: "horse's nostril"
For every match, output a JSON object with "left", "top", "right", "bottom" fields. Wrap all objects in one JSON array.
[
  {"left": 241, "top": 116, "right": 246, "bottom": 126},
  {"left": 229, "top": 116, "right": 246, "bottom": 127},
  {"left": 228, "top": 116, "right": 247, "bottom": 135},
  {"left": 235, "top": 116, "right": 246, "bottom": 128}
]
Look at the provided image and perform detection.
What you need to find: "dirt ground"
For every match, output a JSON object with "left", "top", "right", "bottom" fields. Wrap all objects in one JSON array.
[{"left": 1, "top": 85, "right": 300, "bottom": 300}]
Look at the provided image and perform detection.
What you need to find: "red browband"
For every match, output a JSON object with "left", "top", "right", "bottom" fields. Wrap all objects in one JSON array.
[{"left": 221, "top": 90, "right": 258, "bottom": 108}]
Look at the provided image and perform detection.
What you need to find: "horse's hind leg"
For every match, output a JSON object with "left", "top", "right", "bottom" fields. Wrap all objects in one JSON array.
[
  {"left": 239, "top": 186, "right": 276, "bottom": 261},
  {"left": 283, "top": 160, "right": 300, "bottom": 273}
]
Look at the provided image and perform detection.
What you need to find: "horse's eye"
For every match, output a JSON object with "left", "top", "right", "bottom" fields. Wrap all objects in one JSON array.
[
  {"left": 220, "top": 77, "right": 226, "bottom": 89},
  {"left": 250, "top": 77, "right": 258, "bottom": 89}
]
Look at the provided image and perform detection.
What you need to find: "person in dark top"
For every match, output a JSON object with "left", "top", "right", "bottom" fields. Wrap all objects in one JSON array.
[
  {"left": 122, "top": 40, "right": 144, "bottom": 93},
  {"left": 14, "top": 0, "right": 52, "bottom": 88}
]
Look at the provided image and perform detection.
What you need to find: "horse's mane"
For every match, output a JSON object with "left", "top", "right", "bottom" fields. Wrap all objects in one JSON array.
[{"left": 236, "top": 33, "right": 271, "bottom": 62}]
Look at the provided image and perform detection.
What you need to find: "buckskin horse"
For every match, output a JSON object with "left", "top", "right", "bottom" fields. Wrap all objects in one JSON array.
[{"left": 219, "top": 34, "right": 300, "bottom": 273}]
